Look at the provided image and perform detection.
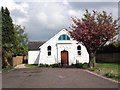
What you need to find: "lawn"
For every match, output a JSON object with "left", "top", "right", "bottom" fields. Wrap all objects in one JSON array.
[
  {"left": 90, "top": 63, "right": 119, "bottom": 81},
  {"left": 25, "top": 64, "right": 39, "bottom": 68}
]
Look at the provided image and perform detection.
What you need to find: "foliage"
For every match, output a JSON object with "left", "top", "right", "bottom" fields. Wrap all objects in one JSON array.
[
  {"left": 104, "top": 72, "right": 118, "bottom": 80},
  {"left": 1, "top": 7, "right": 16, "bottom": 68},
  {"left": 69, "top": 10, "right": 117, "bottom": 68},
  {"left": 38, "top": 64, "right": 50, "bottom": 67},
  {"left": 71, "top": 63, "right": 88, "bottom": 69},
  {"left": 1, "top": 7, "right": 28, "bottom": 68},
  {"left": 51, "top": 63, "right": 61, "bottom": 68},
  {"left": 25, "top": 64, "right": 38, "bottom": 68},
  {"left": 14, "top": 25, "right": 28, "bottom": 56},
  {"left": 26, "top": 63, "right": 61, "bottom": 68},
  {"left": 91, "top": 63, "right": 119, "bottom": 81},
  {"left": 97, "top": 41, "right": 120, "bottom": 53},
  {"left": 2, "top": 66, "right": 13, "bottom": 72},
  {"left": 2, "top": 7, "right": 16, "bottom": 58}
]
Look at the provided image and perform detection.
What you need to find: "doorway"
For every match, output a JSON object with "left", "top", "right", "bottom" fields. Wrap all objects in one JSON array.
[{"left": 61, "top": 50, "right": 69, "bottom": 65}]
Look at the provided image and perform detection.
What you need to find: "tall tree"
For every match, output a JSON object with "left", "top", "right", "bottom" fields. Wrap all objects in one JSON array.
[
  {"left": 2, "top": 7, "right": 17, "bottom": 68},
  {"left": 14, "top": 25, "right": 28, "bottom": 56},
  {"left": 69, "top": 10, "right": 117, "bottom": 68},
  {"left": 1, "top": 7, "right": 28, "bottom": 68}
]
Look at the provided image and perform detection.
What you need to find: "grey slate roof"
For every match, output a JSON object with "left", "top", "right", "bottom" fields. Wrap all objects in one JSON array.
[{"left": 28, "top": 41, "right": 45, "bottom": 51}]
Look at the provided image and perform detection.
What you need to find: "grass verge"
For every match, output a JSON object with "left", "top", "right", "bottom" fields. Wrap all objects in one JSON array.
[
  {"left": 88, "top": 63, "right": 119, "bottom": 81},
  {"left": 25, "top": 64, "right": 39, "bottom": 68},
  {"left": 25, "top": 63, "right": 61, "bottom": 68}
]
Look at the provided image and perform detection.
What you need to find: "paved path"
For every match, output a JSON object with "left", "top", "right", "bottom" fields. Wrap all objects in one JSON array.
[
  {"left": 2, "top": 68, "right": 119, "bottom": 88},
  {"left": 14, "top": 64, "right": 27, "bottom": 69}
]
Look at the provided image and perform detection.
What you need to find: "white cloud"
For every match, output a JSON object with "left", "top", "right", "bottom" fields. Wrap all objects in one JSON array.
[
  {"left": 0, "top": 1, "right": 118, "bottom": 41},
  {"left": 13, "top": 0, "right": 120, "bottom": 2},
  {"left": 28, "top": 2, "right": 69, "bottom": 29},
  {"left": 68, "top": 9, "right": 84, "bottom": 18},
  {"left": 37, "top": 12, "right": 48, "bottom": 24},
  {"left": 0, "top": 0, "right": 29, "bottom": 25},
  {"left": 15, "top": 17, "right": 28, "bottom": 25},
  {"left": 0, "top": 0, "right": 17, "bottom": 11},
  {"left": 0, "top": 0, "right": 29, "bottom": 14},
  {"left": 62, "top": 0, "right": 69, "bottom": 5}
]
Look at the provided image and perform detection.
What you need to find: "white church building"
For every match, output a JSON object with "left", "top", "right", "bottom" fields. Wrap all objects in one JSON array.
[{"left": 28, "top": 29, "right": 89, "bottom": 65}]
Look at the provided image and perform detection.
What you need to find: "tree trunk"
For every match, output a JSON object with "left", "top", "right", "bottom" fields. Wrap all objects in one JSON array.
[
  {"left": 2, "top": 56, "right": 11, "bottom": 68},
  {"left": 89, "top": 53, "right": 96, "bottom": 68}
]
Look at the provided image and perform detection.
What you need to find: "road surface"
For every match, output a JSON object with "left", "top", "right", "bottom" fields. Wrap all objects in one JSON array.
[{"left": 2, "top": 68, "right": 119, "bottom": 88}]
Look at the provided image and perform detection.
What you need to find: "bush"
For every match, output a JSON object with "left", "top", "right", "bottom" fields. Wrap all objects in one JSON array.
[
  {"left": 104, "top": 72, "right": 118, "bottom": 80},
  {"left": 38, "top": 63, "right": 61, "bottom": 68},
  {"left": 25, "top": 64, "right": 38, "bottom": 68},
  {"left": 70, "top": 63, "right": 88, "bottom": 69},
  {"left": 82, "top": 63, "right": 88, "bottom": 69},
  {"left": 76, "top": 63, "right": 83, "bottom": 68},
  {"left": 51, "top": 63, "right": 61, "bottom": 68},
  {"left": 39, "top": 64, "right": 50, "bottom": 67}
]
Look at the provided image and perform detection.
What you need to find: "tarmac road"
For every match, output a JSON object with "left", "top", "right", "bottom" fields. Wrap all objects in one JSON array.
[{"left": 2, "top": 68, "right": 119, "bottom": 88}]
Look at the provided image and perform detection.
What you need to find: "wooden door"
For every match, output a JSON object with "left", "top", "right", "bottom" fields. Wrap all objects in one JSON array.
[{"left": 61, "top": 50, "right": 68, "bottom": 65}]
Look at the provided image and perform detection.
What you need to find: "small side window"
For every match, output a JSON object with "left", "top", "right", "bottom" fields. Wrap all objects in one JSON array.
[
  {"left": 77, "top": 45, "right": 81, "bottom": 55},
  {"left": 48, "top": 52, "right": 51, "bottom": 56},
  {"left": 78, "top": 51, "right": 81, "bottom": 55},
  {"left": 47, "top": 46, "right": 51, "bottom": 56}
]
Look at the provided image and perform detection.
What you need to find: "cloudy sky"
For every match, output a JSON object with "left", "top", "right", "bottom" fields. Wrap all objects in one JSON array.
[{"left": 0, "top": 0, "right": 119, "bottom": 41}]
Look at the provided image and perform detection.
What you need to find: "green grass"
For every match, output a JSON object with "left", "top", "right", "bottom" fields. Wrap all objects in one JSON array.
[
  {"left": 92, "top": 63, "right": 119, "bottom": 81},
  {"left": 25, "top": 64, "right": 61, "bottom": 68},
  {"left": 25, "top": 64, "right": 39, "bottom": 68}
]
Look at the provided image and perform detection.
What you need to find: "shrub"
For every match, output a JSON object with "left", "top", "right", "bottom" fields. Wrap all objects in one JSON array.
[
  {"left": 70, "top": 63, "right": 89, "bottom": 69},
  {"left": 104, "top": 72, "right": 118, "bottom": 80},
  {"left": 82, "top": 63, "right": 89, "bottom": 69},
  {"left": 39, "top": 64, "right": 50, "bottom": 67},
  {"left": 76, "top": 63, "right": 83, "bottom": 68},
  {"left": 51, "top": 63, "right": 61, "bottom": 68}
]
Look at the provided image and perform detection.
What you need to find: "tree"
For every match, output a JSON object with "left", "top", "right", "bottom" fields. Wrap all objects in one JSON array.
[
  {"left": 1, "top": 7, "right": 28, "bottom": 68},
  {"left": 14, "top": 25, "right": 28, "bottom": 56},
  {"left": 69, "top": 10, "right": 117, "bottom": 68},
  {"left": 1, "top": 7, "right": 17, "bottom": 68}
]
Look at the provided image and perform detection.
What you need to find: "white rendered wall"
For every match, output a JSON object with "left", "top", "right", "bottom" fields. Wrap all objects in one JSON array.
[
  {"left": 38, "top": 29, "right": 89, "bottom": 65},
  {"left": 75, "top": 44, "right": 89, "bottom": 64},
  {"left": 28, "top": 51, "right": 40, "bottom": 64},
  {"left": 39, "top": 41, "right": 57, "bottom": 65}
]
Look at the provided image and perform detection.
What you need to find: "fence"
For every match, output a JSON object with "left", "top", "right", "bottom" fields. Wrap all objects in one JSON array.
[
  {"left": 96, "top": 53, "right": 120, "bottom": 63},
  {"left": 12, "top": 56, "right": 23, "bottom": 67},
  {"left": 8, "top": 56, "right": 27, "bottom": 67}
]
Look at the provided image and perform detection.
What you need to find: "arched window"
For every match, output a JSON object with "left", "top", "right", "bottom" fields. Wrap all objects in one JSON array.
[
  {"left": 58, "top": 34, "right": 70, "bottom": 40},
  {"left": 77, "top": 45, "right": 81, "bottom": 50},
  {"left": 47, "top": 46, "right": 51, "bottom": 50},
  {"left": 77, "top": 45, "right": 81, "bottom": 55},
  {"left": 47, "top": 46, "right": 51, "bottom": 56}
]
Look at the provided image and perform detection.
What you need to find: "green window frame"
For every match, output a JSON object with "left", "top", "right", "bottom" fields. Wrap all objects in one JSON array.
[{"left": 58, "top": 34, "right": 70, "bottom": 40}]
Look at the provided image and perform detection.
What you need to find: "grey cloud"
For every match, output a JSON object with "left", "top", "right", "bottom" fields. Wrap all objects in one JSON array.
[
  {"left": 68, "top": 2, "right": 117, "bottom": 10},
  {"left": 24, "top": 13, "right": 64, "bottom": 41},
  {"left": 11, "top": 2, "right": 118, "bottom": 41},
  {"left": 21, "top": 2, "right": 71, "bottom": 41},
  {"left": 11, "top": 9, "right": 26, "bottom": 18}
]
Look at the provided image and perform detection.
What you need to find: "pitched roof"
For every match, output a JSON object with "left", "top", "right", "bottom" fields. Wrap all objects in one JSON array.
[{"left": 28, "top": 41, "right": 45, "bottom": 51}]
